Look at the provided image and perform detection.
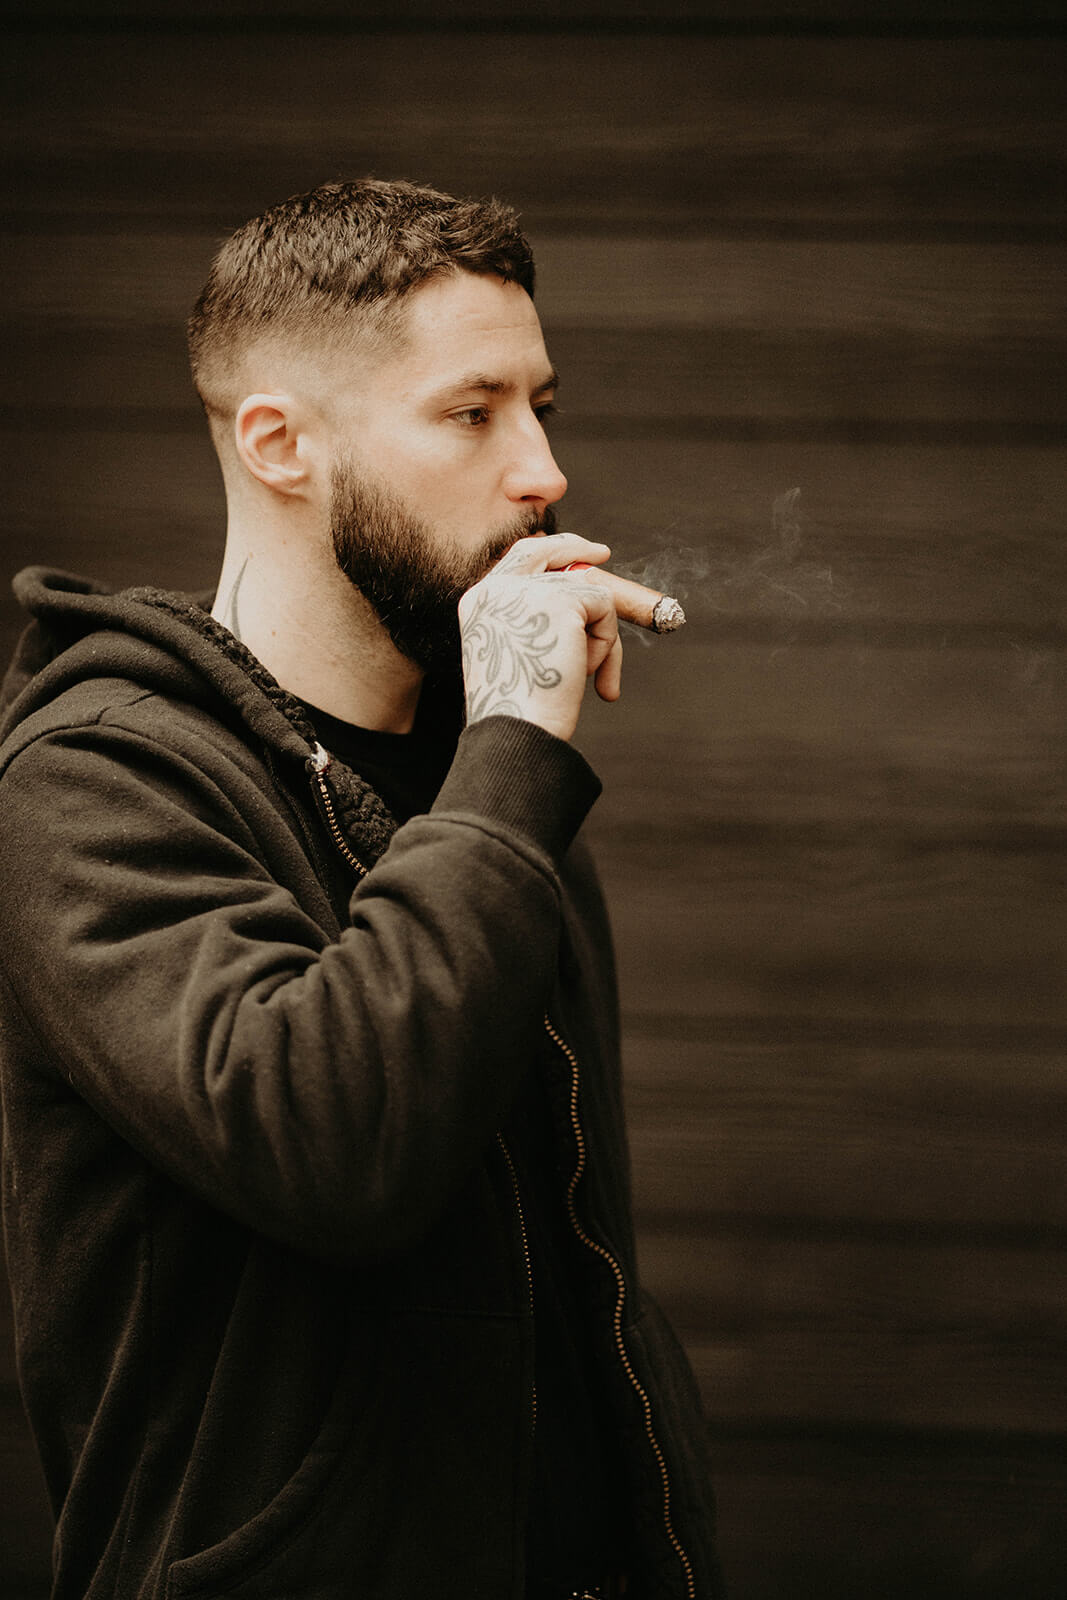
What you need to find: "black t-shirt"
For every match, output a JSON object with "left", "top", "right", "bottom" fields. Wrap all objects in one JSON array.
[
  {"left": 304, "top": 693, "right": 628, "bottom": 1587},
  {"left": 303, "top": 692, "right": 457, "bottom": 826}
]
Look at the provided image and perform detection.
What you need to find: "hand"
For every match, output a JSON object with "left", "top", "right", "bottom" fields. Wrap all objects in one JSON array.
[{"left": 458, "top": 533, "right": 623, "bottom": 743}]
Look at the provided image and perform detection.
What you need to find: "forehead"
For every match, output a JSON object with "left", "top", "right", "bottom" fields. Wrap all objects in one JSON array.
[{"left": 381, "top": 271, "right": 552, "bottom": 393}]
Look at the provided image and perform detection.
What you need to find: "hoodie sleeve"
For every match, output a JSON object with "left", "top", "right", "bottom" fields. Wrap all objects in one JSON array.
[{"left": 0, "top": 704, "right": 601, "bottom": 1262}]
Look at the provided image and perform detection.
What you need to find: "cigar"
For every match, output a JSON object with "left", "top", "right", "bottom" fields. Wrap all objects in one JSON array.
[{"left": 562, "top": 562, "right": 686, "bottom": 634}]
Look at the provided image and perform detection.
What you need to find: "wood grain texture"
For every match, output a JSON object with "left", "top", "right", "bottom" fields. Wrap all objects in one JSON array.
[
  {"left": 8, "top": 1, "right": 1067, "bottom": 29},
  {"left": 623, "top": 1035, "right": 1067, "bottom": 1230},
  {"left": 642, "top": 1229, "right": 1067, "bottom": 1431},
  {"left": 594, "top": 832, "right": 1065, "bottom": 1028},
  {"left": 2, "top": 35, "right": 1063, "bottom": 233},
  {"left": 710, "top": 1432, "right": 1067, "bottom": 1600}
]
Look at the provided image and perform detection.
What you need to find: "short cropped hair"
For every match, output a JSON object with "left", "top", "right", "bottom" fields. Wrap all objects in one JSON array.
[{"left": 188, "top": 177, "right": 536, "bottom": 421}]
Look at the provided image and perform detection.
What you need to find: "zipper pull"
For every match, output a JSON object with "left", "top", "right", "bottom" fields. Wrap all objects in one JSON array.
[
  {"left": 307, "top": 740, "right": 331, "bottom": 776},
  {"left": 306, "top": 742, "right": 368, "bottom": 879}
]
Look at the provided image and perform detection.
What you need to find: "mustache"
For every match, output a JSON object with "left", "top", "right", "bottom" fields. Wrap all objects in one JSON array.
[
  {"left": 530, "top": 503, "right": 559, "bottom": 538},
  {"left": 482, "top": 503, "right": 559, "bottom": 568}
]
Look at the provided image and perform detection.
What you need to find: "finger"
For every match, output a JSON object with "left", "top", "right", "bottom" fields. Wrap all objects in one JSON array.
[
  {"left": 575, "top": 587, "right": 623, "bottom": 701},
  {"left": 562, "top": 563, "right": 684, "bottom": 633},
  {"left": 593, "top": 630, "right": 623, "bottom": 702},
  {"left": 490, "top": 532, "right": 610, "bottom": 577}
]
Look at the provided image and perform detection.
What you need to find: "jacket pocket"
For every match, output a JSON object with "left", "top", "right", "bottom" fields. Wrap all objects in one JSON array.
[
  {"left": 163, "top": 1323, "right": 383, "bottom": 1600},
  {"left": 164, "top": 1309, "right": 529, "bottom": 1600}
]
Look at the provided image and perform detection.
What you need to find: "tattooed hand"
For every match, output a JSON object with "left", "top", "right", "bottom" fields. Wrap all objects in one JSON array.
[{"left": 458, "top": 534, "right": 622, "bottom": 742}]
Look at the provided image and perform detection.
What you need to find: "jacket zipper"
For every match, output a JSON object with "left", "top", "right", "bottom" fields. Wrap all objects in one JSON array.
[
  {"left": 497, "top": 1134, "right": 537, "bottom": 1437},
  {"left": 543, "top": 1015, "right": 696, "bottom": 1600},
  {"left": 307, "top": 742, "right": 369, "bottom": 879}
]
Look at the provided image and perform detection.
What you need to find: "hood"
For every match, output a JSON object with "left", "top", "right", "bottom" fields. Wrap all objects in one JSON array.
[
  {"left": 2, "top": 567, "right": 321, "bottom": 760},
  {"left": 0, "top": 566, "right": 414, "bottom": 868}
]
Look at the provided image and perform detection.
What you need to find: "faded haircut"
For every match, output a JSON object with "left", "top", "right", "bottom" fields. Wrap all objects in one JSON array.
[{"left": 187, "top": 177, "right": 536, "bottom": 424}]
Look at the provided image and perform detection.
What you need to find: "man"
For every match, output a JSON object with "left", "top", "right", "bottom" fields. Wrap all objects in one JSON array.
[{"left": 0, "top": 179, "right": 721, "bottom": 1598}]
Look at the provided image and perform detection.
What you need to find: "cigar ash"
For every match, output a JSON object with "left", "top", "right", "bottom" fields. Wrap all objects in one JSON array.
[{"left": 651, "top": 595, "right": 686, "bottom": 633}]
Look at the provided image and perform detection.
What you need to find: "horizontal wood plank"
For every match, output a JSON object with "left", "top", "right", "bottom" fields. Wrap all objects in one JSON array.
[
  {"left": 1, "top": 36, "right": 1063, "bottom": 233},
  {"left": 8, "top": 1, "right": 1067, "bottom": 31},
  {"left": 641, "top": 1229, "right": 1067, "bottom": 1432},
  {"left": 710, "top": 1431, "right": 1067, "bottom": 1599},
  {"left": 623, "top": 1035, "right": 1067, "bottom": 1230},
  {"left": 588, "top": 818, "right": 1066, "bottom": 1028},
  {"left": 558, "top": 439, "right": 1067, "bottom": 636},
  {"left": 576, "top": 636, "right": 1067, "bottom": 831}
]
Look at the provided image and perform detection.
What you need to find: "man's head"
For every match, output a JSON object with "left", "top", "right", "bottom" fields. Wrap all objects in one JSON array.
[
  {"left": 188, "top": 177, "right": 536, "bottom": 431},
  {"left": 190, "top": 179, "right": 567, "bottom": 673}
]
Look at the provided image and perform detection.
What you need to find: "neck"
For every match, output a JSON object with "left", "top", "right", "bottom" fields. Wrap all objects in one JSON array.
[{"left": 211, "top": 522, "right": 425, "bottom": 735}]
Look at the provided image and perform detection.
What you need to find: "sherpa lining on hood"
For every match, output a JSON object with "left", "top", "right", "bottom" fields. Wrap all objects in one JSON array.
[{"left": 0, "top": 565, "right": 401, "bottom": 867}]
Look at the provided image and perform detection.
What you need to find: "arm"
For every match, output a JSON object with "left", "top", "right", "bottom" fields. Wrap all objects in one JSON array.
[{"left": 0, "top": 710, "right": 599, "bottom": 1262}]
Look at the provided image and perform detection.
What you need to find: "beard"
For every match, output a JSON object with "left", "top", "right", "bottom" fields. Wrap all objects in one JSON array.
[{"left": 329, "top": 459, "right": 558, "bottom": 673}]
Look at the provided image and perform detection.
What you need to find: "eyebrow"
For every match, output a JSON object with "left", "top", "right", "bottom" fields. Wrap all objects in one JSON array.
[{"left": 430, "top": 369, "right": 560, "bottom": 405}]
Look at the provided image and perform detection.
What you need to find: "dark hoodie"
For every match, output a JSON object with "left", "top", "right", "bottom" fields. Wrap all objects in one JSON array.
[{"left": 0, "top": 568, "right": 721, "bottom": 1599}]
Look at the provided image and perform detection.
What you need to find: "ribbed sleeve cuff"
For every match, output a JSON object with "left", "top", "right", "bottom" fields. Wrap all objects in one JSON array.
[{"left": 430, "top": 716, "right": 602, "bottom": 865}]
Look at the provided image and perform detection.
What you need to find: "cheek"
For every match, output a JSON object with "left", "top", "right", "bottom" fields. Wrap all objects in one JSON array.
[
  {"left": 413, "top": 451, "right": 498, "bottom": 527},
  {"left": 375, "top": 426, "right": 471, "bottom": 498},
  {"left": 360, "top": 415, "right": 504, "bottom": 534}
]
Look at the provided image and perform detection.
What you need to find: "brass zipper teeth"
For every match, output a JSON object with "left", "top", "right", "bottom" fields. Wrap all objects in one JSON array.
[
  {"left": 309, "top": 755, "right": 368, "bottom": 879},
  {"left": 543, "top": 1015, "right": 696, "bottom": 1600},
  {"left": 497, "top": 1133, "right": 537, "bottom": 1436}
]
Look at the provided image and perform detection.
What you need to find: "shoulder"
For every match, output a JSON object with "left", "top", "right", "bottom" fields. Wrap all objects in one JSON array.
[
  {"left": 2, "top": 672, "right": 258, "bottom": 783},
  {"left": 0, "top": 676, "right": 286, "bottom": 870}
]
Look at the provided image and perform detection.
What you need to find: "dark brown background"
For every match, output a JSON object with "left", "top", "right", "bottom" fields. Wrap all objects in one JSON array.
[{"left": 2, "top": 3, "right": 1065, "bottom": 1595}]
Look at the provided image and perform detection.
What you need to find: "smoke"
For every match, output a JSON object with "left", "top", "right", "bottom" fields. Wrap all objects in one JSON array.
[{"left": 611, "top": 488, "right": 845, "bottom": 639}]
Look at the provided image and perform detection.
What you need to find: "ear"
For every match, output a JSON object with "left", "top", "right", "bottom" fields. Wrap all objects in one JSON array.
[{"left": 233, "top": 393, "right": 312, "bottom": 496}]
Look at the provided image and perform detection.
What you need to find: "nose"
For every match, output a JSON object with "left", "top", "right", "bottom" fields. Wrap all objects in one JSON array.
[{"left": 502, "top": 417, "right": 568, "bottom": 509}]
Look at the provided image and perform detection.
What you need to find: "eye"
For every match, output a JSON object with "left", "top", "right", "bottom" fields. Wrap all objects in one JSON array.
[
  {"left": 534, "top": 401, "right": 558, "bottom": 425},
  {"left": 452, "top": 406, "right": 490, "bottom": 428}
]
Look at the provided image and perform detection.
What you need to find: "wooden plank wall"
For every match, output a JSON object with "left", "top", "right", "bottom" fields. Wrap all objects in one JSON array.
[{"left": 2, "top": 4, "right": 1065, "bottom": 1594}]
